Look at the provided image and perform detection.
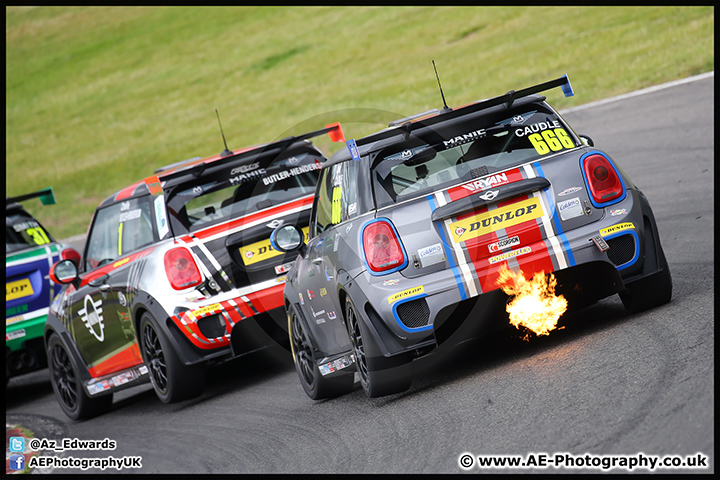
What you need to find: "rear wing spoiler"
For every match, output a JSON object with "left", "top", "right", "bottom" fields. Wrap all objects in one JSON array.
[
  {"left": 156, "top": 122, "right": 346, "bottom": 183},
  {"left": 369, "top": 75, "right": 575, "bottom": 147},
  {"left": 6, "top": 187, "right": 56, "bottom": 206}
]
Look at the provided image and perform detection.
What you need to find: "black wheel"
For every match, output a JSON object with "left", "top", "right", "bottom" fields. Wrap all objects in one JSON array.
[
  {"left": 140, "top": 313, "right": 205, "bottom": 403},
  {"left": 288, "top": 305, "right": 354, "bottom": 400},
  {"left": 344, "top": 296, "right": 411, "bottom": 398},
  {"left": 47, "top": 334, "right": 112, "bottom": 420},
  {"left": 620, "top": 246, "right": 672, "bottom": 313}
]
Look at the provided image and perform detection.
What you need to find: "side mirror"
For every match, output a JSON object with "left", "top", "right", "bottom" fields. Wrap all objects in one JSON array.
[
  {"left": 61, "top": 247, "right": 82, "bottom": 267},
  {"left": 49, "top": 259, "right": 79, "bottom": 285},
  {"left": 270, "top": 225, "right": 306, "bottom": 255},
  {"left": 579, "top": 134, "right": 594, "bottom": 147}
]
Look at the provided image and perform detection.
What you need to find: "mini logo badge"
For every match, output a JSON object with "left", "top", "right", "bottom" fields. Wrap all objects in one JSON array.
[
  {"left": 479, "top": 190, "right": 499, "bottom": 201},
  {"left": 78, "top": 295, "right": 105, "bottom": 342},
  {"left": 557, "top": 186, "right": 582, "bottom": 197},
  {"left": 401, "top": 149, "right": 413, "bottom": 159}
]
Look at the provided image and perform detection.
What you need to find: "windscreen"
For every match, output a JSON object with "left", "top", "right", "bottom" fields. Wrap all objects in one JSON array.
[
  {"left": 372, "top": 103, "right": 579, "bottom": 207},
  {"left": 6, "top": 209, "right": 55, "bottom": 254},
  {"left": 166, "top": 147, "right": 323, "bottom": 234}
]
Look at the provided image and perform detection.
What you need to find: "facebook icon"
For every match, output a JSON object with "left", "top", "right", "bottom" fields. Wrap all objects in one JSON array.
[{"left": 9, "top": 454, "right": 25, "bottom": 471}]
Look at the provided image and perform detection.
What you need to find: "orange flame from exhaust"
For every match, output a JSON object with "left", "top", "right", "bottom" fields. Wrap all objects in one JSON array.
[{"left": 495, "top": 265, "right": 568, "bottom": 340}]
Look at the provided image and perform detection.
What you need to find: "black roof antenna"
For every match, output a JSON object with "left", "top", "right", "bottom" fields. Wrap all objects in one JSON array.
[
  {"left": 215, "top": 109, "right": 233, "bottom": 157},
  {"left": 433, "top": 60, "right": 452, "bottom": 113}
]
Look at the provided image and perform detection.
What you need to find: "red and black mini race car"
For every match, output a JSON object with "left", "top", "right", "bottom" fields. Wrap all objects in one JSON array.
[{"left": 45, "top": 123, "right": 345, "bottom": 419}]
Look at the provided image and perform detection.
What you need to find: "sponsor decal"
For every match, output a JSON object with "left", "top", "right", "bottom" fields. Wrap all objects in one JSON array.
[
  {"left": 288, "top": 156, "right": 299, "bottom": 164},
  {"left": 119, "top": 209, "right": 142, "bottom": 223},
  {"left": 488, "top": 246, "right": 532, "bottom": 264},
  {"left": 193, "top": 185, "right": 203, "bottom": 195},
  {"left": 113, "top": 257, "right": 130, "bottom": 269},
  {"left": 460, "top": 173, "right": 510, "bottom": 192},
  {"left": 298, "top": 292, "right": 304, "bottom": 305},
  {"left": 155, "top": 195, "right": 169, "bottom": 238},
  {"left": 230, "top": 162, "right": 260, "bottom": 176},
  {"left": 262, "top": 163, "right": 321, "bottom": 186},
  {"left": 320, "top": 287, "right": 328, "bottom": 297},
  {"left": 307, "top": 289, "right": 315, "bottom": 300},
  {"left": 496, "top": 111, "right": 537, "bottom": 126},
  {"left": 348, "top": 202, "right": 358, "bottom": 215},
  {"left": 12, "top": 220, "right": 41, "bottom": 232},
  {"left": 557, "top": 197, "right": 584, "bottom": 221},
  {"left": 275, "top": 262, "right": 295, "bottom": 275},
  {"left": 557, "top": 186, "right": 582, "bottom": 197},
  {"left": 479, "top": 190, "right": 499, "bottom": 201},
  {"left": 346, "top": 139, "right": 361, "bottom": 161},
  {"left": 6, "top": 303, "right": 29, "bottom": 319},
  {"left": 310, "top": 306, "right": 325, "bottom": 317},
  {"left": 239, "top": 227, "right": 309, "bottom": 266},
  {"left": 401, "top": 149, "right": 413, "bottom": 159},
  {"left": 449, "top": 197, "right": 543, "bottom": 244},
  {"left": 488, "top": 235, "right": 521, "bottom": 253},
  {"left": 6, "top": 329, "right": 26, "bottom": 341},
  {"left": 6, "top": 278, "right": 34, "bottom": 301},
  {"left": 600, "top": 222, "right": 635, "bottom": 237},
  {"left": 229, "top": 167, "right": 267, "bottom": 186},
  {"left": 145, "top": 175, "right": 163, "bottom": 196},
  {"left": 190, "top": 303, "right": 222, "bottom": 318},
  {"left": 514, "top": 120, "right": 561, "bottom": 137},
  {"left": 112, "top": 371, "right": 135, "bottom": 386},
  {"left": 385, "top": 145, "right": 431, "bottom": 162},
  {"left": 610, "top": 208, "right": 627, "bottom": 216},
  {"left": 383, "top": 279, "right": 400, "bottom": 286},
  {"left": 139, "top": 365, "right": 149, "bottom": 375},
  {"left": 346, "top": 223, "right": 353, "bottom": 234},
  {"left": 118, "top": 291, "right": 127, "bottom": 307},
  {"left": 443, "top": 128, "right": 486, "bottom": 148},
  {"left": 324, "top": 266, "right": 334, "bottom": 281},
  {"left": 327, "top": 311, "right": 337, "bottom": 320},
  {"left": 417, "top": 243, "right": 444, "bottom": 268},
  {"left": 388, "top": 285, "right": 425, "bottom": 304},
  {"left": 78, "top": 295, "right": 105, "bottom": 342},
  {"left": 276, "top": 275, "right": 287, "bottom": 283},
  {"left": 318, "top": 354, "right": 354, "bottom": 376}
]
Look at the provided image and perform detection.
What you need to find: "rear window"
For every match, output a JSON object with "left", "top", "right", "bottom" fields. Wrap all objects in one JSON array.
[
  {"left": 6, "top": 210, "right": 55, "bottom": 254},
  {"left": 372, "top": 103, "right": 579, "bottom": 207},
  {"left": 167, "top": 148, "right": 323, "bottom": 233}
]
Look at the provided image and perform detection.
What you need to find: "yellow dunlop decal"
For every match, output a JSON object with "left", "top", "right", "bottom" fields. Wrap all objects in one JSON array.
[
  {"left": 449, "top": 197, "right": 543, "bottom": 244},
  {"left": 488, "top": 246, "right": 532, "bottom": 264},
  {"left": 190, "top": 303, "right": 222, "bottom": 318},
  {"left": 388, "top": 286, "right": 425, "bottom": 304},
  {"left": 331, "top": 186, "right": 342, "bottom": 224},
  {"left": 240, "top": 227, "right": 310, "bottom": 266},
  {"left": 600, "top": 222, "right": 634, "bottom": 237},
  {"left": 6, "top": 278, "right": 34, "bottom": 301},
  {"left": 113, "top": 257, "right": 130, "bottom": 268}
]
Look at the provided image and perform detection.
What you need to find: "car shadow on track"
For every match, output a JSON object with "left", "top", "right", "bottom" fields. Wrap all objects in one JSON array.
[{"left": 367, "top": 296, "right": 638, "bottom": 406}]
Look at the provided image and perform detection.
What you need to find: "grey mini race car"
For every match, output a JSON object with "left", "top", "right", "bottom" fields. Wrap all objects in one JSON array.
[{"left": 272, "top": 75, "right": 672, "bottom": 399}]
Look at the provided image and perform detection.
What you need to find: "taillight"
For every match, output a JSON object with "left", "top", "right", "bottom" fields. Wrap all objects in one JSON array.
[
  {"left": 581, "top": 152, "right": 625, "bottom": 207},
  {"left": 164, "top": 247, "right": 203, "bottom": 290},
  {"left": 362, "top": 219, "right": 407, "bottom": 275},
  {"left": 61, "top": 247, "right": 81, "bottom": 266}
]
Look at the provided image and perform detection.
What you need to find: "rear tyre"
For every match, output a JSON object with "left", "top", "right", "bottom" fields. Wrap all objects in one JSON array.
[
  {"left": 289, "top": 305, "right": 354, "bottom": 400},
  {"left": 620, "top": 246, "right": 672, "bottom": 313},
  {"left": 345, "top": 296, "right": 411, "bottom": 398},
  {"left": 47, "top": 334, "right": 113, "bottom": 420},
  {"left": 140, "top": 313, "right": 205, "bottom": 403}
]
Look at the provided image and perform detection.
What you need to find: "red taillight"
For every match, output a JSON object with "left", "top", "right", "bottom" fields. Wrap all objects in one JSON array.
[
  {"left": 61, "top": 247, "right": 81, "bottom": 266},
  {"left": 362, "top": 220, "right": 407, "bottom": 274},
  {"left": 582, "top": 153, "right": 624, "bottom": 205},
  {"left": 164, "top": 247, "right": 203, "bottom": 290}
]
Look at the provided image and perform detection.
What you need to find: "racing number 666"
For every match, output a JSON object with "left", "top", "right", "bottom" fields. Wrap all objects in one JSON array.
[{"left": 529, "top": 128, "right": 574, "bottom": 155}]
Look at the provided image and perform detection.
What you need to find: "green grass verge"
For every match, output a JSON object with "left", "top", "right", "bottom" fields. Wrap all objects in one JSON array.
[{"left": 6, "top": 6, "right": 714, "bottom": 239}]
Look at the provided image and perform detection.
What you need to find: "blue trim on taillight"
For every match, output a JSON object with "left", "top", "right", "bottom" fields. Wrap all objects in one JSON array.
[
  {"left": 360, "top": 218, "right": 408, "bottom": 276},
  {"left": 580, "top": 151, "right": 627, "bottom": 209},
  {"left": 604, "top": 231, "right": 640, "bottom": 271},
  {"left": 427, "top": 195, "right": 467, "bottom": 300},
  {"left": 392, "top": 293, "right": 433, "bottom": 333},
  {"left": 532, "top": 162, "right": 576, "bottom": 267}
]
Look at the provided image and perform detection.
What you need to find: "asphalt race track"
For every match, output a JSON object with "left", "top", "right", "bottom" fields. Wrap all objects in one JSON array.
[{"left": 6, "top": 73, "right": 714, "bottom": 474}]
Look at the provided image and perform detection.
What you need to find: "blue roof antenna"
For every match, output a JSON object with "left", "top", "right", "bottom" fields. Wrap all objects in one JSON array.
[{"left": 561, "top": 74, "right": 575, "bottom": 97}]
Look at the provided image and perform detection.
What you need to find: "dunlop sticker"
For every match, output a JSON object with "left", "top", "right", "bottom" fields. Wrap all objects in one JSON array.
[
  {"left": 449, "top": 197, "right": 543, "bottom": 244},
  {"left": 6, "top": 278, "right": 34, "bottom": 302},
  {"left": 388, "top": 286, "right": 425, "bottom": 304},
  {"left": 600, "top": 222, "right": 634, "bottom": 237},
  {"left": 240, "top": 227, "right": 309, "bottom": 266}
]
